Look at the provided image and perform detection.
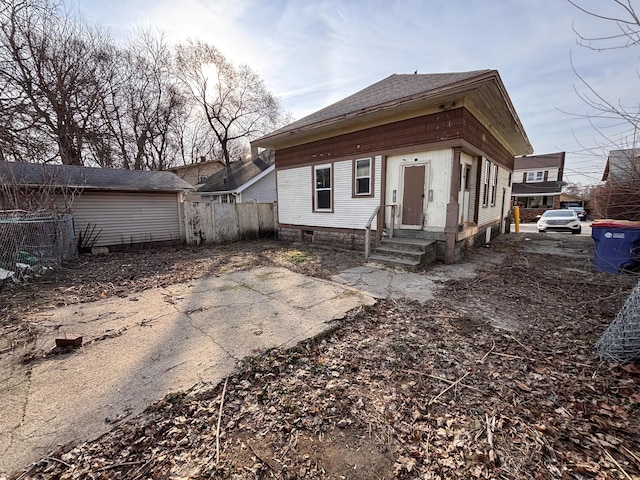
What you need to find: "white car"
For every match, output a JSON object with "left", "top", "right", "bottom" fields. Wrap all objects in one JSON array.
[{"left": 537, "top": 209, "right": 582, "bottom": 234}]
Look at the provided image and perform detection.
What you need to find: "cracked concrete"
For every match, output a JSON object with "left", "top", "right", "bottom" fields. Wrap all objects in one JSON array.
[
  {"left": 332, "top": 249, "right": 498, "bottom": 303},
  {"left": 1, "top": 247, "right": 512, "bottom": 477},
  {"left": 0, "top": 266, "right": 374, "bottom": 477}
]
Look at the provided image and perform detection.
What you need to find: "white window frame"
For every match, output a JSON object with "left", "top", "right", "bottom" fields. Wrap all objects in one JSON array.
[
  {"left": 526, "top": 171, "right": 544, "bottom": 183},
  {"left": 354, "top": 157, "right": 372, "bottom": 196},
  {"left": 490, "top": 164, "right": 498, "bottom": 206},
  {"left": 314, "top": 163, "right": 332, "bottom": 212},
  {"left": 482, "top": 159, "right": 491, "bottom": 207}
]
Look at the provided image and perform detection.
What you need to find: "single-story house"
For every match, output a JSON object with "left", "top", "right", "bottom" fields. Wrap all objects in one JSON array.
[
  {"left": 0, "top": 161, "right": 193, "bottom": 250},
  {"left": 251, "top": 70, "right": 532, "bottom": 263},
  {"left": 195, "top": 151, "right": 275, "bottom": 204}
]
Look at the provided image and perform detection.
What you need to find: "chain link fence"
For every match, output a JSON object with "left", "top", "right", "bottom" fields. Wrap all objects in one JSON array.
[
  {"left": 0, "top": 212, "right": 77, "bottom": 284},
  {"left": 595, "top": 280, "right": 640, "bottom": 363}
]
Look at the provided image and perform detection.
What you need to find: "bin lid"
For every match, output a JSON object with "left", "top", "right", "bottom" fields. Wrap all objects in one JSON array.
[{"left": 592, "top": 219, "right": 640, "bottom": 228}]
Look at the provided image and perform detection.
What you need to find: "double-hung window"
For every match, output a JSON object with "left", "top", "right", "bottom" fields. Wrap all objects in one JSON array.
[
  {"left": 314, "top": 164, "right": 332, "bottom": 211},
  {"left": 482, "top": 159, "right": 491, "bottom": 206},
  {"left": 526, "top": 171, "right": 544, "bottom": 182},
  {"left": 490, "top": 164, "right": 498, "bottom": 206},
  {"left": 354, "top": 157, "right": 372, "bottom": 196}
]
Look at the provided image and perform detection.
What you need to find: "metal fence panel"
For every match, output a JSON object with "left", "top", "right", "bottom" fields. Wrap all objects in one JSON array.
[{"left": 0, "top": 213, "right": 77, "bottom": 283}]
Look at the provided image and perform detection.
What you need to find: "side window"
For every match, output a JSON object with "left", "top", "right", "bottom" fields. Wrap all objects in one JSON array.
[
  {"left": 482, "top": 159, "right": 491, "bottom": 206},
  {"left": 526, "top": 171, "right": 544, "bottom": 182},
  {"left": 490, "top": 164, "right": 498, "bottom": 205},
  {"left": 354, "top": 157, "right": 372, "bottom": 196},
  {"left": 314, "top": 164, "right": 332, "bottom": 211}
]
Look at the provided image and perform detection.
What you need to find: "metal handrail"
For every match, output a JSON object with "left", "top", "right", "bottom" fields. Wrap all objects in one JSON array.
[
  {"left": 364, "top": 204, "right": 396, "bottom": 260},
  {"left": 364, "top": 206, "right": 380, "bottom": 260}
]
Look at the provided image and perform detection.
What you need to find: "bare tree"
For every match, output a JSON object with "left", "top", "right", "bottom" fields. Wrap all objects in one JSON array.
[
  {"left": 0, "top": 0, "right": 114, "bottom": 165},
  {"left": 95, "top": 30, "right": 187, "bottom": 170},
  {"left": 568, "top": 1, "right": 640, "bottom": 218},
  {"left": 174, "top": 40, "right": 285, "bottom": 167}
]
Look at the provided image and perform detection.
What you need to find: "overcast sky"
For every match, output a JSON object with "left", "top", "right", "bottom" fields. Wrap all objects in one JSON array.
[{"left": 65, "top": 0, "right": 639, "bottom": 185}]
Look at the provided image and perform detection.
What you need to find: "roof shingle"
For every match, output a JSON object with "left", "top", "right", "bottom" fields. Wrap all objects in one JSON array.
[{"left": 0, "top": 162, "right": 193, "bottom": 192}]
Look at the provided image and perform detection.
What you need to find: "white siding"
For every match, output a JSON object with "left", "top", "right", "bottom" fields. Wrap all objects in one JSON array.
[
  {"left": 478, "top": 161, "right": 512, "bottom": 227},
  {"left": 277, "top": 156, "right": 382, "bottom": 230},
  {"left": 240, "top": 170, "right": 276, "bottom": 203},
  {"left": 385, "top": 149, "right": 453, "bottom": 230},
  {"left": 70, "top": 191, "right": 182, "bottom": 247}
]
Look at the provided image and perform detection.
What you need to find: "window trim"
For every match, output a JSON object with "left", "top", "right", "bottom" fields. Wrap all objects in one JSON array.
[
  {"left": 526, "top": 170, "right": 545, "bottom": 183},
  {"left": 490, "top": 164, "right": 498, "bottom": 206},
  {"left": 313, "top": 163, "right": 333, "bottom": 212},
  {"left": 482, "top": 159, "right": 491, "bottom": 207},
  {"left": 352, "top": 157, "right": 374, "bottom": 197}
]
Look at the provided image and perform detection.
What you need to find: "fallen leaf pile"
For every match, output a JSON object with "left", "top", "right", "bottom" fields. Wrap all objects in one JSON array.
[{"left": 16, "top": 235, "right": 640, "bottom": 479}]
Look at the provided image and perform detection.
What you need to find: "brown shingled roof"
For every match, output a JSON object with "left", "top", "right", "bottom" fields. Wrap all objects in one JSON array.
[
  {"left": 273, "top": 70, "right": 493, "bottom": 134},
  {"left": 253, "top": 70, "right": 532, "bottom": 156}
]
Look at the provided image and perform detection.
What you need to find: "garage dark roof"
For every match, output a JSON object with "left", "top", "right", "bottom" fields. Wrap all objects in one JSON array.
[
  {"left": 0, "top": 162, "right": 193, "bottom": 192},
  {"left": 197, "top": 152, "right": 275, "bottom": 193},
  {"left": 511, "top": 181, "right": 564, "bottom": 196}
]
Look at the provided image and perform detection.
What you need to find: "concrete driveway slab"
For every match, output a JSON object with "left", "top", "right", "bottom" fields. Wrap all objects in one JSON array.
[{"left": 0, "top": 266, "right": 375, "bottom": 476}]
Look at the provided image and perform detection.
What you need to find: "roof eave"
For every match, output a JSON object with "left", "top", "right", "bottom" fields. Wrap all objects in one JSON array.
[{"left": 253, "top": 71, "right": 532, "bottom": 156}]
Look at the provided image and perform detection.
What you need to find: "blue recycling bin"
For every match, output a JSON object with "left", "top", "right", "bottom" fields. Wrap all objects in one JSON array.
[{"left": 592, "top": 220, "right": 640, "bottom": 273}]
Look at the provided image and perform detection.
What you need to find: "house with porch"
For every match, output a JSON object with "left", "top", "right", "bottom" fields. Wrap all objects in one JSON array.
[
  {"left": 511, "top": 152, "right": 565, "bottom": 222},
  {"left": 252, "top": 70, "right": 532, "bottom": 265}
]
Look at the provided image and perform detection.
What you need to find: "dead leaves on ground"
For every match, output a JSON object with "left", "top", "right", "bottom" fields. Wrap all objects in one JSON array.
[
  {"left": 20, "top": 295, "right": 640, "bottom": 480},
  {"left": 11, "top": 239, "right": 640, "bottom": 479}
]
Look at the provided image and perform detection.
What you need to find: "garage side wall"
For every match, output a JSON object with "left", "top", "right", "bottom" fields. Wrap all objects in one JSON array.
[{"left": 68, "top": 191, "right": 183, "bottom": 249}]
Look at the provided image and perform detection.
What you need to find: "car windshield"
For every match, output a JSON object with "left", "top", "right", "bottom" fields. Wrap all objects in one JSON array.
[{"left": 542, "top": 210, "right": 574, "bottom": 218}]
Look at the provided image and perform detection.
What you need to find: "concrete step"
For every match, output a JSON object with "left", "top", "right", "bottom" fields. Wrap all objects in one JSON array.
[
  {"left": 368, "top": 238, "right": 438, "bottom": 271},
  {"left": 379, "top": 237, "right": 432, "bottom": 253},
  {"left": 367, "top": 254, "right": 422, "bottom": 272},
  {"left": 374, "top": 246, "right": 425, "bottom": 262}
]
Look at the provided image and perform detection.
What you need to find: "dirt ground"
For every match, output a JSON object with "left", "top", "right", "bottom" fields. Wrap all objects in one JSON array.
[{"left": 2, "top": 235, "right": 640, "bottom": 479}]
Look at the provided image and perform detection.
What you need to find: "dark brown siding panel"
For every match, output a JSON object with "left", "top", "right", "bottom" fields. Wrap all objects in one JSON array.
[{"left": 277, "top": 107, "right": 513, "bottom": 170}]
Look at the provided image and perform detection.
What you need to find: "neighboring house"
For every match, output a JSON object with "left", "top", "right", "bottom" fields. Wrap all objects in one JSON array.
[
  {"left": 602, "top": 149, "right": 640, "bottom": 184},
  {"left": 0, "top": 162, "right": 193, "bottom": 249},
  {"left": 166, "top": 159, "right": 226, "bottom": 187},
  {"left": 511, "top": 152, "right": 565, "bottom": 209},
  {"left": 252, "top": 70, "right": 532, "bottom": 263},
  {"left": 596, "top": 148, "right": 640, "bottom": 220},
  {"left": 195, "top": 151, "right": 275, "bottom": 204}
]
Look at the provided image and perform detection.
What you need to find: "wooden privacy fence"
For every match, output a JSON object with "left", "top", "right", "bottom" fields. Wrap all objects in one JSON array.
[{"left": 183, "top": 202, "right": 277, "bottom": 245}]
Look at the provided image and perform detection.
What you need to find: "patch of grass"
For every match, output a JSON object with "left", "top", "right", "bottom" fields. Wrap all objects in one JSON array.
[{"left": 283, "top": 249, "right": 312, "bottom": 265}]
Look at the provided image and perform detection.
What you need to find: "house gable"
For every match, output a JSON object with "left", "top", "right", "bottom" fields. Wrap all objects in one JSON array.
[
  {"left": 603, "top": 149, "right": 640, "bottom": 184},
  {"left": 167, "top": 160, "right": 226, "bottom": 187}
]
